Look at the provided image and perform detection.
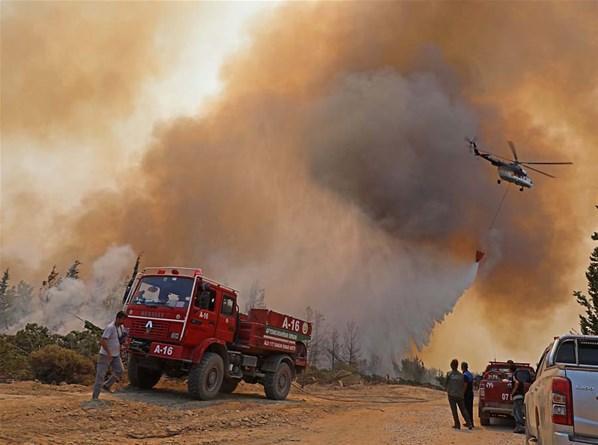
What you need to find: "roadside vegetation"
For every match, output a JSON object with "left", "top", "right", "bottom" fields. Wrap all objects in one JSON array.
[{"left": 0, "top": 323, "right": 99, "bottom": 383}]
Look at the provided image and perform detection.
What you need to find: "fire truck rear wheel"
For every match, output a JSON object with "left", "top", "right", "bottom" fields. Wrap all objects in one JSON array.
[
  {"left": 127, "top": 356, "right": 162, "bottom": 389},
  {"left": 264, "top": 362, "right": 292, "bottom": 400},
  {"left": 480, "top": 415, "right": 490, "bottom": 426},
  {"left": 188, "top": 352, "right": 224, "bottom": 400},
  {"left": 219, "top": 378, "right": 240, "bottom": 394}
]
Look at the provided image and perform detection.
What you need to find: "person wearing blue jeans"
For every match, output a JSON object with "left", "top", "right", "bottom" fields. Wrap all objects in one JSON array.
[
  {"left": 508, "top": 360, "right": 526, "bottom": 434},
  {"left": 446, "top": 359, "right": 473, "bottom": 430},
  {"left": 461, "top": 362, "right": 475, "bottom": 427},
  {"left": 92, "top": 311, "right": 127, "bottom": 400}
]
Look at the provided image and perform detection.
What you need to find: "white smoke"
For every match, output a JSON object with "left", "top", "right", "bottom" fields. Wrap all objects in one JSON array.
[
  {"left": 211, "top": 196, "right": 481, "bottom": 375},
  {"left": 15, "top": 245, "right": 136, "bottom": 333}
]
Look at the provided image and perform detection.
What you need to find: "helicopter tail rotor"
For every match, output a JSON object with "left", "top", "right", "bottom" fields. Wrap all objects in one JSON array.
[{"left": 466, "top": 137, "right": 479, "bottom": 155}]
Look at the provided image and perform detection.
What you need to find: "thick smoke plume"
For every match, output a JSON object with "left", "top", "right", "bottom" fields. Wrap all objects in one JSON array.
[{"left": 3, "top": 2, "right": 598, "bottom": 369}]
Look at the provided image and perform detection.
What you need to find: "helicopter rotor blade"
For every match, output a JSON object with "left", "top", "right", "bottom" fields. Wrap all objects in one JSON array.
[
  {"left": 519, "top": 161, "right": 573, "bottom": 165},
  {"left": 525, "top": 165, "right": 556, "bottom": 178},
  {"left": 507, "top": 140, "right": 519, "bottom": 162}
]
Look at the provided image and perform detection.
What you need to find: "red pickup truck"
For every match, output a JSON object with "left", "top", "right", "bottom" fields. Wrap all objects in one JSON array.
[{"left": 478, "top": 361, "right": 535, "bottom": 426}]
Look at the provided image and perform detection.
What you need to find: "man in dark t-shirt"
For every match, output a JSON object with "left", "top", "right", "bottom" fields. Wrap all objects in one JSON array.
[
  {"left": 508, "top": 360, "right": 526, "bottom": 434},
  {"left": 446, "top": 359, "right": 473, "bottom": 429},
  {"left": 461, "top": 362, "right": 475, "bottom": 427}
]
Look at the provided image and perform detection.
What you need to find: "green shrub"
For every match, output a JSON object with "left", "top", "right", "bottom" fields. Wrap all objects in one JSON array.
[
  {"left": 0, "top": 336, "right": 33, "bottom": 380},
  {"left": 30, "top": 345, "right": 95, "bottom": 385},
  {"left": 59, "top": 329, "right": 100, "bottom": 357},
  {"left": 13, "top": 323, "right": 60, "bottom": 354}
]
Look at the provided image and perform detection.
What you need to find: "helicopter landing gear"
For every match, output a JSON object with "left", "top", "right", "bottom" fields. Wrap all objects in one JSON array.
[{"left": 497, "top": 179, "right": 501, "bottom": 184}]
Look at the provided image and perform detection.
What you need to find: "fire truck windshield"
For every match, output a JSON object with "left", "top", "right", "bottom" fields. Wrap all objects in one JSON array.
[{"left": 131, "top": 276, "right": 194, "bottom": 308}]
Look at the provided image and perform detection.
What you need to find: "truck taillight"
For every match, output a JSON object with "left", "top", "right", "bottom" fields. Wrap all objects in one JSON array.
[{"left": 551, "top": 377, "right": 573, "bottom": 426}]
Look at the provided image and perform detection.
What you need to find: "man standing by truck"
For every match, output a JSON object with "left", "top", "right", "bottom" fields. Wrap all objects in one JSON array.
[
  {"left": 508, "top": 360, "right": 526, "bottom": 434},
  {"left": 91, "top": 311, "right": 127, "bottom": 400},
  {"left": 461, "top": 361, "right": 475, "bottom": 427},
  {"left": 446, "top": 359, "right": 473, "bottom": 430}
]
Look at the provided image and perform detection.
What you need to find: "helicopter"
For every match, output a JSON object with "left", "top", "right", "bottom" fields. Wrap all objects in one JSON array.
[{"left": 466, "top": 138, "right": 573, "bottom": 191}]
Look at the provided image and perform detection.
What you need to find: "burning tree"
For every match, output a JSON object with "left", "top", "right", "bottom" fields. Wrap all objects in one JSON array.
[
  {"left": 65, "top": 260, "right": 82, "bottom": 279},
  {"left": 575, "top": 210, "right": 598, "bottom": 335}
]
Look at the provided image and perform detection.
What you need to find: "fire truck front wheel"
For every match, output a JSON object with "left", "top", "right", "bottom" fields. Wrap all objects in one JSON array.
[
  {"left": 264, "top": 362, "right": 293, "bottom": 400},
  {"left": 128, "top": 356, "right": 162, "bottom": 389},
  {"left": 188, "top": 352, "right": 224, "bottom": 400}
]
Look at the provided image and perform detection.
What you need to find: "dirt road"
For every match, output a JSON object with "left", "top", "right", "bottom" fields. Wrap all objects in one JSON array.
[{"left": 0, "top": 381, "right": 524, "bottom": 445}]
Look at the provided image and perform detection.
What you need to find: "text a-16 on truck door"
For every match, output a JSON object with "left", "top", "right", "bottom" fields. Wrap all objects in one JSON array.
[{"left": 188, "top": 282, "right": 217, "bottom": 342}]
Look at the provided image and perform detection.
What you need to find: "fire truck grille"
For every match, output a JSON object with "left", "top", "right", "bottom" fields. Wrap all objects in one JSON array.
[{"left": 129, "top": 318, "right": 171, "bottom": 341}]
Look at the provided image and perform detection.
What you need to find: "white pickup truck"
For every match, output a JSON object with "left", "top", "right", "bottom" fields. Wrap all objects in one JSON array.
[{"left": 525, "top": 335, "right": 598, "bottom": 445}]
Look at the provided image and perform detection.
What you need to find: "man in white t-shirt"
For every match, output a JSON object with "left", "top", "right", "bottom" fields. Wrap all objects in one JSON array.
[{"left": 91, "top": 311, "right": 127, "bottom": 400}]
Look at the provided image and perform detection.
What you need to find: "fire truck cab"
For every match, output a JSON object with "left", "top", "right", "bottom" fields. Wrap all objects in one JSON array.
[{"left": 123, "top": 267, "right": 310, "bottom": 400}]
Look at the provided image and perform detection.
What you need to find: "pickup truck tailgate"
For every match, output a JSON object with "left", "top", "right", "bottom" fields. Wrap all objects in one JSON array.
[
  {"left": 568, "top": 368, "right": 598, "bottom": 438},
  {"left": 566, "top": 337, "right": 598, "bottom": 440},
  {"left": 482, "top": 380, "right": 513, "bottom": 409}
]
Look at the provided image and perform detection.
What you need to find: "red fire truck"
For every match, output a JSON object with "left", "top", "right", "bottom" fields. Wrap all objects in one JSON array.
[
  {"left": 478, "top": 361, "right": 535, "bottom": 426},
  {"left": 122, "top": 267, "right": 311, "bottom": 400}
]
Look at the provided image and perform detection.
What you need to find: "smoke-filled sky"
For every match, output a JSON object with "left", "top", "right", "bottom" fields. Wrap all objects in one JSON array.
[{"left": 2, "top": 1, "right": 597, "bottom": 371}]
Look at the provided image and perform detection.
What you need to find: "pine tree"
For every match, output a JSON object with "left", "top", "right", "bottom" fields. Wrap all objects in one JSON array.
[
  {"left": 65, "top": 260, "right": 82, "bottom": 279},
  {"left": 39, "top": 265, "right": 60, "bottom": 303},
  {"left": 0, "top": 269, "right": 11, "bottom": 330},
  {"left": 0, "top": 269, "right": 8, "bottom": 298},
  {"left": 574, "top": 225, "right": 598, "bottom": 335}
]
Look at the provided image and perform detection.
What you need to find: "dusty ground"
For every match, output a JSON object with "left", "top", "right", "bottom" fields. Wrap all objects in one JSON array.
[{"left": 0, "top": 380, "right": 524, "bottom": 445}]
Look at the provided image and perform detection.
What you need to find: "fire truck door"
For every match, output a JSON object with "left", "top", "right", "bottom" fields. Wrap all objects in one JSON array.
[
  {"left": 216, "top": 293, "right": 236, "bottom": 343},
  {"left": 188, "top": 283, "right": 217, "bottom": 341}
]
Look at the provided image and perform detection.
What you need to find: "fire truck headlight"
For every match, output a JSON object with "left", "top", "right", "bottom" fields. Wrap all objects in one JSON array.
[{"left": 170, "top": 332, "right": 180, "bottom": 340}]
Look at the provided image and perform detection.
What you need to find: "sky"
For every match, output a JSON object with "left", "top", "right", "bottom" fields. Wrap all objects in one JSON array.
[{"left": 2, "top": 1, "right": 597, "bottom": 373}]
